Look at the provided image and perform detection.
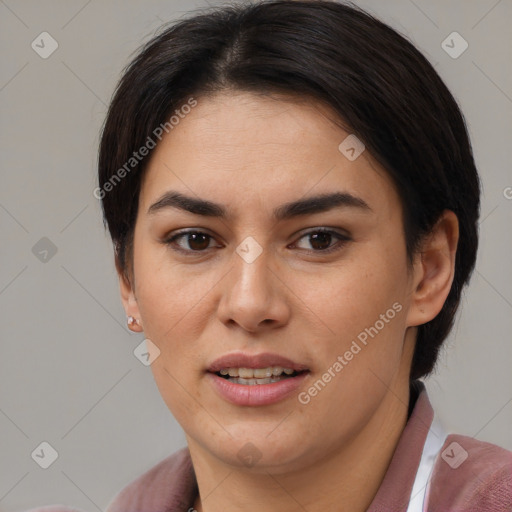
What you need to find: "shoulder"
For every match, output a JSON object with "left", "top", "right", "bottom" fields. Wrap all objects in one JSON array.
[
  {"left": 106, "top": 446, "right": 197, "bottom": 512},
  {"left": 427, "top": 433, "right": 512, "bottom": 512}
]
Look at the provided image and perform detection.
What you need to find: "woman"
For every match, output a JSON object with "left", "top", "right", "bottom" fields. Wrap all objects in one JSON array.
[{"left": 31, "top": 1, "right": 511, "bottom": 511}]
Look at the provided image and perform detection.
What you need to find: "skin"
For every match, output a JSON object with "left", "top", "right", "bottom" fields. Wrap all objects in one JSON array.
[{"left": 119, "top": 91, "right": 459, "bottom": 512}]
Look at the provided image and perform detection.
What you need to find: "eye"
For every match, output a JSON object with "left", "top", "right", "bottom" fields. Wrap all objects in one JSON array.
[
  {"left": 164, "top": 230, "right": 218, "bottom": 253},
  {"left": 292, "top": 228, "right": 350, "bottom": 254}
]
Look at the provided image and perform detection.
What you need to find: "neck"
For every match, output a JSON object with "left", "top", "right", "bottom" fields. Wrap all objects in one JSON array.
[{"left": 188, "top": 379, "right": 412, "bottom": 512}]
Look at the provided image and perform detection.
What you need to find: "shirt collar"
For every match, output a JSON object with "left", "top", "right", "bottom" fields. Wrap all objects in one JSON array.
[{"left": 367, "top": 380, "right": 434, "bottom": 511}]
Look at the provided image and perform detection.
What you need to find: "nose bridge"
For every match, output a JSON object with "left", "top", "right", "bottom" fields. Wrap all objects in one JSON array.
[
  {"left": 217, "top": 237, "right": 289, "bottom": 331},
  {"left": 231, "top": 241, "right": 274, "bottom": 306}
]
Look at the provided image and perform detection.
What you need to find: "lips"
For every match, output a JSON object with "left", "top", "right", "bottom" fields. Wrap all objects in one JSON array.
[
  {"left": 207, "top": 352, "right": 309, "bottom": 373},
  {"left": 206, "top": 351, "right": 311, "bottom": 406}
]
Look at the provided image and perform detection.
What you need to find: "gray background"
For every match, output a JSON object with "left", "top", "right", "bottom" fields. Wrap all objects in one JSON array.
[{"left": 1, "top": 0, "right": 511, "bottom": 510}]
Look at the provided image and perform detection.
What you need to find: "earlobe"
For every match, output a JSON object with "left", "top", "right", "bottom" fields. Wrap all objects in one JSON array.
[
  {"left": 406, "top": 210, "right": 459, "bottom": 327},
  {"left": 117, "top": 258, "right": 143, "bottom": 332}
]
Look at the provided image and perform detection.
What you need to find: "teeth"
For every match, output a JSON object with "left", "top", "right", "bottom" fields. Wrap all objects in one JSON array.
[
  {"left": 238, "top": 367, "right": 253, "bottom": 378},
  {"left": 218, "top": 366, "right": 295, "bottom": 379},
  {"left": 254, "top": 368, "right": 273, "bottom": 378},
  {"left": 231, "top": 376, "right": 288, "bottom": 385}
]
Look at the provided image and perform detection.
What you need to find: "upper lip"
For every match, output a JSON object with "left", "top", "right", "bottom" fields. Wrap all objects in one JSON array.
[{"left": 207, "top": 352, "right": 309, "bottom": 373}]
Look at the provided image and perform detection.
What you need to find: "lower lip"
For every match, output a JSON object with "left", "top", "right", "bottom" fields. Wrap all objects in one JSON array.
[{"left": 206, "top": 372, "right": 309, "bottom": 406}]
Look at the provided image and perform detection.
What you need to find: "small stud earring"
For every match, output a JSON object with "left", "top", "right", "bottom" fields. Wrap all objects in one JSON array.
[{"left": 127, "top": 316, "right": 142, "bottom": 330}]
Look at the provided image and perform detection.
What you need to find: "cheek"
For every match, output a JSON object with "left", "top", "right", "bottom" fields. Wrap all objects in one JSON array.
[
  {"left": 131, "top": 249, "right": 214, "bottom": 420},
  {"left": 134, "top": 244, "right": 211, "bottom": 340},
  {"left": 304, "top": 251, "right": 407, "bottom": 338},
  {"left": 302, "top": 246, "right": 409, "bottom": 390},
  {"left": 136, "top": 258, "right": 212, "bottom": 429},
  {"left": 293, "top": 258, "right": 408, "bottom": 436}
]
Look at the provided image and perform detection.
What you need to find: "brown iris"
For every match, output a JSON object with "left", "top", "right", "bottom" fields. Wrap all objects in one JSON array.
[
  {"left": 186, "top": 232, "right": 210, "bottom": 251},
  {"left": 308, "top": 231, "right": 333, "bottom": 251}
]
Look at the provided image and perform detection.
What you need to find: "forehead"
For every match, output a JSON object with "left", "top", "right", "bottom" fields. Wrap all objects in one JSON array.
[{"left": 139, "top": 92, "right": 399, "bottom": 219}]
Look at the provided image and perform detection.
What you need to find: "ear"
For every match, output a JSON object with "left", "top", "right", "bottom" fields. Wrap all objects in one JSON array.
[
  {"left": 117, "top": 255, "right": 143, "bottom": 332},
  {"left": 406, "top": 210, "right": 459, "bottom": 327}
]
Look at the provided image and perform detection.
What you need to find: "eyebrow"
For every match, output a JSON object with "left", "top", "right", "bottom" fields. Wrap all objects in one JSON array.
[{"left": 147, "top": 190, "right": 372, "bottom": 221}]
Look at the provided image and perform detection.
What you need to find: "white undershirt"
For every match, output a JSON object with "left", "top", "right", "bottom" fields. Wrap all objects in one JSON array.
[{"left": 405, "top": 413, "right": 447, "bottom": 512}]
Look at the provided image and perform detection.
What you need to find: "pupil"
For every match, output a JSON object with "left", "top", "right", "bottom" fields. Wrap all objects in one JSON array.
[{"left": 310, "top": 232, "right": 331, "bottom": 250}]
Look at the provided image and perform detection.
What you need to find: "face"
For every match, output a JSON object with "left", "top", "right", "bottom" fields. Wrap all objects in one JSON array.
[{"left": 122, "top": 91, "right": 419, "bottom": 473}]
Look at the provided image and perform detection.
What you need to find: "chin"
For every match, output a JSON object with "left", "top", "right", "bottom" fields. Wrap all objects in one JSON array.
[{"left": 214, "top": 428, "right": 313, "bottom": 471}]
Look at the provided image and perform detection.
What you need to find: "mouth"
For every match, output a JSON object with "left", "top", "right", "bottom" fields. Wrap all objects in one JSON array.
[
  {"left": 207, "top": 352, "right": 309, "bottom": 378},
  {"left": 206, "top": 352, "right": 310, "bottom": 404},
  {"left": 214, "top": 366, "right": 308, "bottom": 385}
]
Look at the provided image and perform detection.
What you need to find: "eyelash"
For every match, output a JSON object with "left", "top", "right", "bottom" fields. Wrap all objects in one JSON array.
[{"left": 163, "top": 228, "right": 351, "bottom": 256}]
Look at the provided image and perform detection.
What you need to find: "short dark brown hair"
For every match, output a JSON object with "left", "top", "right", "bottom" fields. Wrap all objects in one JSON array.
[{"left": 98, "top": 0, "right": 480, "bottom": 380}]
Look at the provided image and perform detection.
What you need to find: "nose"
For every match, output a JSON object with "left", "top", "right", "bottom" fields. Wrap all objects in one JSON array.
[{"left": 217, "top": 250, "right": 291, "bottom": 333}]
